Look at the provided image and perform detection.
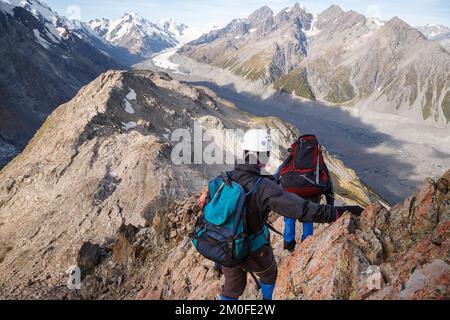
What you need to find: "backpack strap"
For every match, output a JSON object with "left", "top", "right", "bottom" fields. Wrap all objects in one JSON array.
[
  {"left": 315, "top": 150, "right": 321, "bottom": 184},
  {"left": 274, "top": 156, "right": 291, "bottom": 184},
  {"left": 248, "top": 269, "right": 261, "bottom": 290},
  {"left": 273, "top": 165, "right": 282, "bottom": 185},
  {"left": 246, "top": 177, "right": 262, "bottom": 197},
  {"left": 233, "top": 177, "right": 262, "bottom": 238},
  {"left": 211, "top": 172, "right": 234, "bottom": 201},
  {"left": 220, "top": 171, "right": 233, "bottom": 185},
  {"left": 230, "top": 176, "right": 262, "bottom": 237},
  {"left": 211, "top": 180, "right": 226, "bottom": 201},
  {"left": 266, "top": 222, "right": 283, "bottom": 237}
]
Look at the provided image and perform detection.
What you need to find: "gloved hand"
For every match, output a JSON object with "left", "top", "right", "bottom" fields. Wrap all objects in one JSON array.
[
  {"left": 198, "top": 190, "right": 209, "bottom": 209},
  {"left": 335, "top": 205, "right": 365, "bottom": 219}
]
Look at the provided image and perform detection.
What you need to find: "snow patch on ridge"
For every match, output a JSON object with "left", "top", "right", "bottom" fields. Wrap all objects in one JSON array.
[
  {"left": 122, "top": 121, "right": 137, "bottom": 130},
  {"left": 33, "top": 29, "right": 50, "bottom": 49},
  {"left": 126, "top": 88, "right": 137, "bottom": 101},
  {"left": 124, "top": 100, "right": 135, "bottom": 114},
  {"left": 123, "top": 88, "right": 136, "bottom": 114},
  {"left": 162, "top": 128, "right": 171, "bottom": 139},
  {"left": 367, "top": 17, "right": 385, "bottom": 31}
]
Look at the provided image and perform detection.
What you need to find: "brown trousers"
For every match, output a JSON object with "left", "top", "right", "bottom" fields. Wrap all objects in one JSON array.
[{"left": 221, "top": 245, "right": 277, "bottom": 299}]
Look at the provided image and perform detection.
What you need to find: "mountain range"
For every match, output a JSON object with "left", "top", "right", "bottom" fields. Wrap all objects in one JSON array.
[
  {"left": 417, "top": 24, "right": 450, "bottom": 51},
  {"left": 2, "top": 0, "right": 448, "bottom": 170},
  {"left": 180, "top": 4, "right": 450, "bottom": 126},
  {"left": 0, "top": 0, "right": 190, "bottom": 169}
]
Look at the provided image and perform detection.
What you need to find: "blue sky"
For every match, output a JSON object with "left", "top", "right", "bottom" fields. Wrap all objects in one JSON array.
[{"left": 44, "top": 0, "right": 450, "bottom": 27}]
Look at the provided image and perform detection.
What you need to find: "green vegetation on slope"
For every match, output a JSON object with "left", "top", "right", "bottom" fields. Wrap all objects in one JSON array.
[
  {"left": 273, "top": 68, "right": 316, "bottom": 100},
  {"left": 404, "top": 69, "right": 418, "bottom": 106},
  {"left": 442, "top": 91, "right": 450, "bottom": 124},
  {"left": 325, "top": 71, "right": 355, "bottom": 103},
  {"left": 215, "top": 56, "right": 239, "bottom": 70},
  {"left": 232, "top": 52, "right": 269, "bottom": 82},
  {"left": 422, "top": 80, "right": 434, "bottom": 120}
]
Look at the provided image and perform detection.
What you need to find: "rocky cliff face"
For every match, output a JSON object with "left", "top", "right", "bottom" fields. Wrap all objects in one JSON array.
[
  {"left": 180, "top": 3, "right": 450, "bottom": 126},
  {"left": 146, "top": 169, "right": 450, "bottom": 300},
  {"left": 275, "top": 171, "right": 450, "bottom": 299},
  {"left": 0, "top": 69, "right": 381, "bottom": 299}
]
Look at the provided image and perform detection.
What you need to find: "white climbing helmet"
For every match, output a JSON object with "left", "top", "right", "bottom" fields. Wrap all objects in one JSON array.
[{"left": 241, "top": 128, "right": 272, "bottom": 152}]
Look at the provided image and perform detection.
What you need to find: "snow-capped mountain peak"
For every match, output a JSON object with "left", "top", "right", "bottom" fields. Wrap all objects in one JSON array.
[
  {"left": 367, "top": 17, "right": 385, "bottom": 30},
  {"left": 159, "top": 18, "right": 188, "bottom": 39},
  {"left": 88, "top": 13, "right": 177, "bottom": 58},
  {"left": 0, "top": 0, "right": 84, "bottom": 47},
  {"left": 417, "top": 23, "right": 450, "bottom": 52},
  {"left": 117, "top": 12, "right": 152, "bottom": 30},
  {"left": 88, "top": 17, "right": 111, "bottom": 38},
  {"left": 283, "top": 3, "right": 308, "bottom": 13},
  {"left": 417, "top": 23, "right": 450, "bottom": 39},
  {"left": 0, "top": 0, "right": 57, "bottom": 21}
]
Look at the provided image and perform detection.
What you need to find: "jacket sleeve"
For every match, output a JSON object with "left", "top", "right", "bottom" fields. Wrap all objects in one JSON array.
[
  {"left": 259, "top": 179, "right": 337, "bottom": 223},
  {"left": 323, "top": 161, "right": 335, "bottom": 206}
]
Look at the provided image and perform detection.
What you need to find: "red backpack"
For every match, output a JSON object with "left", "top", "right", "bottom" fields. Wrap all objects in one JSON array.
[{"left": 279, "top": 135, "right": 332, "bottom": 197}]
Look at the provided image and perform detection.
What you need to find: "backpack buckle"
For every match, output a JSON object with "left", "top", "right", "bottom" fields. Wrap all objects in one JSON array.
[
  {"left": 228, "top": 239, "right": 234, "bottom": 252},
  {"left": 220, "top": 172, "right": 232, "bottom": 185}
]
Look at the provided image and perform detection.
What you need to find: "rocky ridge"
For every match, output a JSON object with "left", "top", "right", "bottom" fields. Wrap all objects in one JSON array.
[{"left": 46, "top": 170, "right": 450, "bottom": 300}]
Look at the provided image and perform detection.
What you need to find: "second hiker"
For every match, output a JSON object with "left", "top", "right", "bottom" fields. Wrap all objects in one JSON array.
[{"left": 275, "top": 134, "right": 335, "bottom": 252}]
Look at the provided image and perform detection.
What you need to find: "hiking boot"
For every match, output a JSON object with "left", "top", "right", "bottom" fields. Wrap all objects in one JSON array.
[
  {"left": 283, "top": 240, "right": 296, "bottom": 252},
  {"left": 213, "top": 262, "right": 223, "bottom": 279}
]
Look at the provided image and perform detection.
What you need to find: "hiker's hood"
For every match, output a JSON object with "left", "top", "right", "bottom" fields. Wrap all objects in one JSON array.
[{"left": 234, "top": 163, "right": 261, "bottom": 177}]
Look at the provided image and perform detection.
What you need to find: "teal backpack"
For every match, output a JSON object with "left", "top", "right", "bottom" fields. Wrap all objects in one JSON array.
[{"left": 191, "top": 173, "right": 269, "bottom": 267}]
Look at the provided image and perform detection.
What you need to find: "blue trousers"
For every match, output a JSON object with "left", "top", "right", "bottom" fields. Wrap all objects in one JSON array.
[{"left": 284, "top": 217, "right": 314, "bottom": 243}]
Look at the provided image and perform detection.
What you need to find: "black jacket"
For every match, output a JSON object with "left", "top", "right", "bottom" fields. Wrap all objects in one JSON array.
[{"left": 229, "top": 164, "right": 337, "bottom": 235}]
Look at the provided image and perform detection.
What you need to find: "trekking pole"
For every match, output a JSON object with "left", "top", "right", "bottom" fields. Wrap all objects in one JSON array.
[
  {"left": 248, "top": 270, "right": 261, "bottom": 290},
  {"left": 266, "top": 222, "right": 283, "bottom": 237}
]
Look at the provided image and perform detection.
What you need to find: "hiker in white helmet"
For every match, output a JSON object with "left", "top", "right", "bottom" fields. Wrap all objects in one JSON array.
[{"left": 193, "top": 128, "right": 364, "bottom": 300}]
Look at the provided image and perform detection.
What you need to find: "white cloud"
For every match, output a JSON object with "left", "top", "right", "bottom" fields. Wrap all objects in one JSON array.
[{"left": 366, "top": 4, "right": 382, "bottom": 20}]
